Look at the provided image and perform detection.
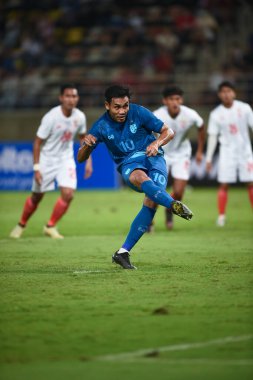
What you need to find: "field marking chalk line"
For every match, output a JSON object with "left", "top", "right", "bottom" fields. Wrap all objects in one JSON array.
[
  {"left": 97, "top": 334, "right": 253, "bottom": 361},
  {"left": 73, "top": 270, "right": 113, "bottom": 274}
]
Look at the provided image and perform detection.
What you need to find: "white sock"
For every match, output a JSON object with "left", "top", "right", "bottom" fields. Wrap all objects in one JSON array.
[{"left": 117, "top": 248, "right": 129, "bottom": 254}]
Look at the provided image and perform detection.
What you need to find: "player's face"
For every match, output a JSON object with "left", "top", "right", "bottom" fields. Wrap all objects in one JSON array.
[
  {"left": 163, "top": 95, "right": 182, "bottom": 117},
  {"left": 105, "top": 97, "right": 130, "bottom": 123},
  {"left": 218, "top": 86, "right": 235, "bottom": 107},
  {"left": 59, "top": 88, "right": 79, "bottom": 112}
]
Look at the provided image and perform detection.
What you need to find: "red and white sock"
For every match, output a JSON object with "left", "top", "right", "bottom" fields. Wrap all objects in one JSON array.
[
  {"left": 217, "top": 188, "right": 228, "bottom": 216},
  {"left": 19, "top": 197, "right": 38, "bottom": 226},
  {"left": 47, "top": 198, "right": 70, "bottom": 227}
]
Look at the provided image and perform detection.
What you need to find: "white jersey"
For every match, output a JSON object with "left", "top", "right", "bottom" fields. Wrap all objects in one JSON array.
[
  {"left": 153, "top": 105, "right": 203, "bottom": 157},
  {"left": 208, "top": 100, "right": 253, "bottom": 158},
  {"left": 37, "top": 105, "right": 87, "bottom": 161}
]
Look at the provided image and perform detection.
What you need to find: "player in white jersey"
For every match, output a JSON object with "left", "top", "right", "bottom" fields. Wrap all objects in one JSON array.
[
  {"left": 10, "top": 84, "right": 93, "bottom": 239},
  {"left": 150, "top": 86, "right": 205, "bottom": 230},
  {"left": 206, "top": 81, "right": 253, "bottom": 226}
]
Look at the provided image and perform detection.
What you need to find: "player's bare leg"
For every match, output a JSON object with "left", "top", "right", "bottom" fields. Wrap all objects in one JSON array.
[
  {"left": 44, "top": 187, "right": 74, "bottom": 239},
  {"left": 166, "top": 178, "right": 187, "bottom": 230},
  {"left": 10, "top": 192, "right": 44, "bottom": 238},
  {"left": 217, "top": 183, "right": 229, "bottom": 227}
]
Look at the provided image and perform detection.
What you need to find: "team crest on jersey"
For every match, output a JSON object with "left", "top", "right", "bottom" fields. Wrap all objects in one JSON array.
[
  {"left": 130, "top": 123, "right": 137, "bottom": 133},
  {"left": 108, "top": 134, "right": 114, "bottom": 140}
]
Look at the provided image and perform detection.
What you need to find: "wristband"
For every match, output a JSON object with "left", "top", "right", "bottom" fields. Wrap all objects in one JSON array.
[{"left": 33, "top": 163, "right": 40, "bottom": 171}]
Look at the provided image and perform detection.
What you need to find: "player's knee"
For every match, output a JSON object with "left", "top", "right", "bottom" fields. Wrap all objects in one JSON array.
[
  {"left": 62, "top": 191, "right": 74, "bottom": 203},
  {"left": 129, "top": 170, "right": 148, "bottom": 187},
  {"left": 219, "top": 184, "right": 229, "bottom": 191},
  {"left": 31, "top": 193, "right": 44, "bottom": 204}
]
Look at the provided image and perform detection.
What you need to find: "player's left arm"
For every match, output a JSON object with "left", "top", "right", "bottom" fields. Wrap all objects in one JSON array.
[
  {"left": 146, "top": 124, "right": 174, "bottom": 157},
  {"left": 195, "top": 124, "right": 205, "bottom": 164},
  {"left": 79, "top": 133, "right": 93, "bottom": 178}
]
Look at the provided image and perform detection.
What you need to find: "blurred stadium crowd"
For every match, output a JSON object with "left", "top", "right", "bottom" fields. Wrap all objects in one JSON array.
[{"left": 0, "top": 0, "right": 253, "bottom": 109}]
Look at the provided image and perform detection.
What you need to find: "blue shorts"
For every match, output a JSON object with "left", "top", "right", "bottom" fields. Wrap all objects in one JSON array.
[{"left": 119, "top": 153, "right": 168, "bottom": 193}]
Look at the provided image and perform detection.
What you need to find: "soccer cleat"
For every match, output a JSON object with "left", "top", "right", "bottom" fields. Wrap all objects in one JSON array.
[
  {"left": 9, "top": 224, "right": 25, "bottom": 239},
  {"left": 171, "top": 200, "right": 193, "bottom": 220},
  {"left": 112, "top": 250, "right": 137, "bottom": 270},
  {"left": 216, "top": 215, "right": 226, "bottom": 227},
  {"left": 43, "top": 225, "right": 64, "bottom": 239},
  {"left": 165, "top": 208, "right": 174, "bottom": 230}
]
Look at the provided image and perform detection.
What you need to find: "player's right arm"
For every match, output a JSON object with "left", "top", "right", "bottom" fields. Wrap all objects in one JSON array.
[
  {"left": 77, "top": 134, "right": 97, "bottom": 163},
  {"left": 33, "top": 136, "right": 44, "bottom": 185}
]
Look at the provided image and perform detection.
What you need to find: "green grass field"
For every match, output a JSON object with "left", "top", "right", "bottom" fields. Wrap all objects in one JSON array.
[{"left": 0, "top": 187, "right": 252, "bottom": 380}]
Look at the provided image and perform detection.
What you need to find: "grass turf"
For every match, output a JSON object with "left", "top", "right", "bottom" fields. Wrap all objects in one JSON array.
[{"left": 0, "top": 187, "right": 252, "bottom": 380}]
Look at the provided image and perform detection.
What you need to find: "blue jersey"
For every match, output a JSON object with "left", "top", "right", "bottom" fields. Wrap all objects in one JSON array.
[{"left": 88, "top": 103, "right": 164, "bottom": 170}]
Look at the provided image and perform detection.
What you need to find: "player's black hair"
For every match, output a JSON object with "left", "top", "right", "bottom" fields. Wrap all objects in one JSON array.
[
  {"left": 162, "top": 86, "right": 184, "bottom": 98},
  {"left": 218, "top": 81, "right": 236, "bottom": 92},
  {"left": 104, "top": 85, "right": 131, "bottom": 103},
  {"left": 60, "top": 83, "right": 78, "bottom": 94}
]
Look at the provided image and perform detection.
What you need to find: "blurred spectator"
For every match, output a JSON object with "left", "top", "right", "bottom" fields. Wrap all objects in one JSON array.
[{"left": 0, "top": 0, "right": 252, "bottom": 108}]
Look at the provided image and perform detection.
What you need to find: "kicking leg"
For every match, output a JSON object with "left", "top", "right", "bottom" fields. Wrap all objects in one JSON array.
[
  {"left": 44, "top": 187, "right": 74, "bottom": 239},
  {"left": 10, "top": 193, "right": 44, "bottom": 238},
  {"left": 128, "top": 170, "right": 193, "bottom": 220}
]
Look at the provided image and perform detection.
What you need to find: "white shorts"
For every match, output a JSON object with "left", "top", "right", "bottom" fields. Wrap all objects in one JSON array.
[
  {"left": 32, "top": 158, "right": 77, "bottom": 193},
  {"left": 164, "top": 154, "right": 191, "bottom": 181},
  {"left": 218, "top": 150, "right": 253, "bottom": 183}
]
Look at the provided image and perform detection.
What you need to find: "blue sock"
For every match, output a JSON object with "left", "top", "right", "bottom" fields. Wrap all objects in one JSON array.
[
  {"left": 122, "top": 205, "right": 156, "bottom": 251},
  {"left": 141, "top": 180, "right": 174, "bottom": 208}
]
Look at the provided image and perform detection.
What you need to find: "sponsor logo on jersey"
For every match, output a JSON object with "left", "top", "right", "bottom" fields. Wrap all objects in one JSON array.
[
  {"left": 130, "top": 123, "right": 137, "bottom": 133},
  {"left": 229, "top": 124, "right": 238, "bottom": 134},
  {"left": 61, "top": 131, "right": 73, "bottom": 142},
  {"left": 108, "top": 134, "right": 114, "bottom": 140}
]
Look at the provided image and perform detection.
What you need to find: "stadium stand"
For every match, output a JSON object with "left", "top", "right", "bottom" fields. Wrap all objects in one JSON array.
[{"left": 0, "top": 0, "right": 253, "bottom": 109}]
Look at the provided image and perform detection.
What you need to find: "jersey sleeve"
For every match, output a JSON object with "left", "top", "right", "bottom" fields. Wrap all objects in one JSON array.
[
  {"left": 139, "top": 105, "right": 164, "bottom": 133},
  {"left": 36, "top": 112, "right": 54, "bottom": 140},
  {"left": 245, "top": 104, "right": 253, "bottom": 130},
  {"left": 192, "top": 109, "right": 204, "bottom": 128},
  {"left": 87, "top": 121, "right": 103, "bottom": 145},
  {"left": 207, "top": 111, "right": 220, "bottom": 135},
  {"left": 78, "top": 112, "right": 87, "bottom": 135}
]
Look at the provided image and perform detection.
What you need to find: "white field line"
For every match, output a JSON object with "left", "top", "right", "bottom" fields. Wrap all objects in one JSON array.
[
  {"left": 97, "top": 334, "right": 253, "bottom": 361},
  {"left": 73, "top": 270, "right": 112, "bottom": 274},
  {"left": 105, "top": 358, "right": 253, "bottom": 366}
]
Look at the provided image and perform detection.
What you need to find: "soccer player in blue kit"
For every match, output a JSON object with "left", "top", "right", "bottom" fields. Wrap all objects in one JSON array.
[{"left": 78, "top": 85, "right": 193, "bottom": 269}]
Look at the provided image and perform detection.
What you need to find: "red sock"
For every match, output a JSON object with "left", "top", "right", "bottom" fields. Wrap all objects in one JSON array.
[
  {"left": 248, "top": 185, "right": 253, "bottom": 208},
  {"left": 19, "top": 197, "right": 38, "bottom": 226},
  {"left": 217, "top": 189, "right": 228, "bottom": 215},
  {"left": 47, "top": 198, "right": 70, "bottom": 227}
]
